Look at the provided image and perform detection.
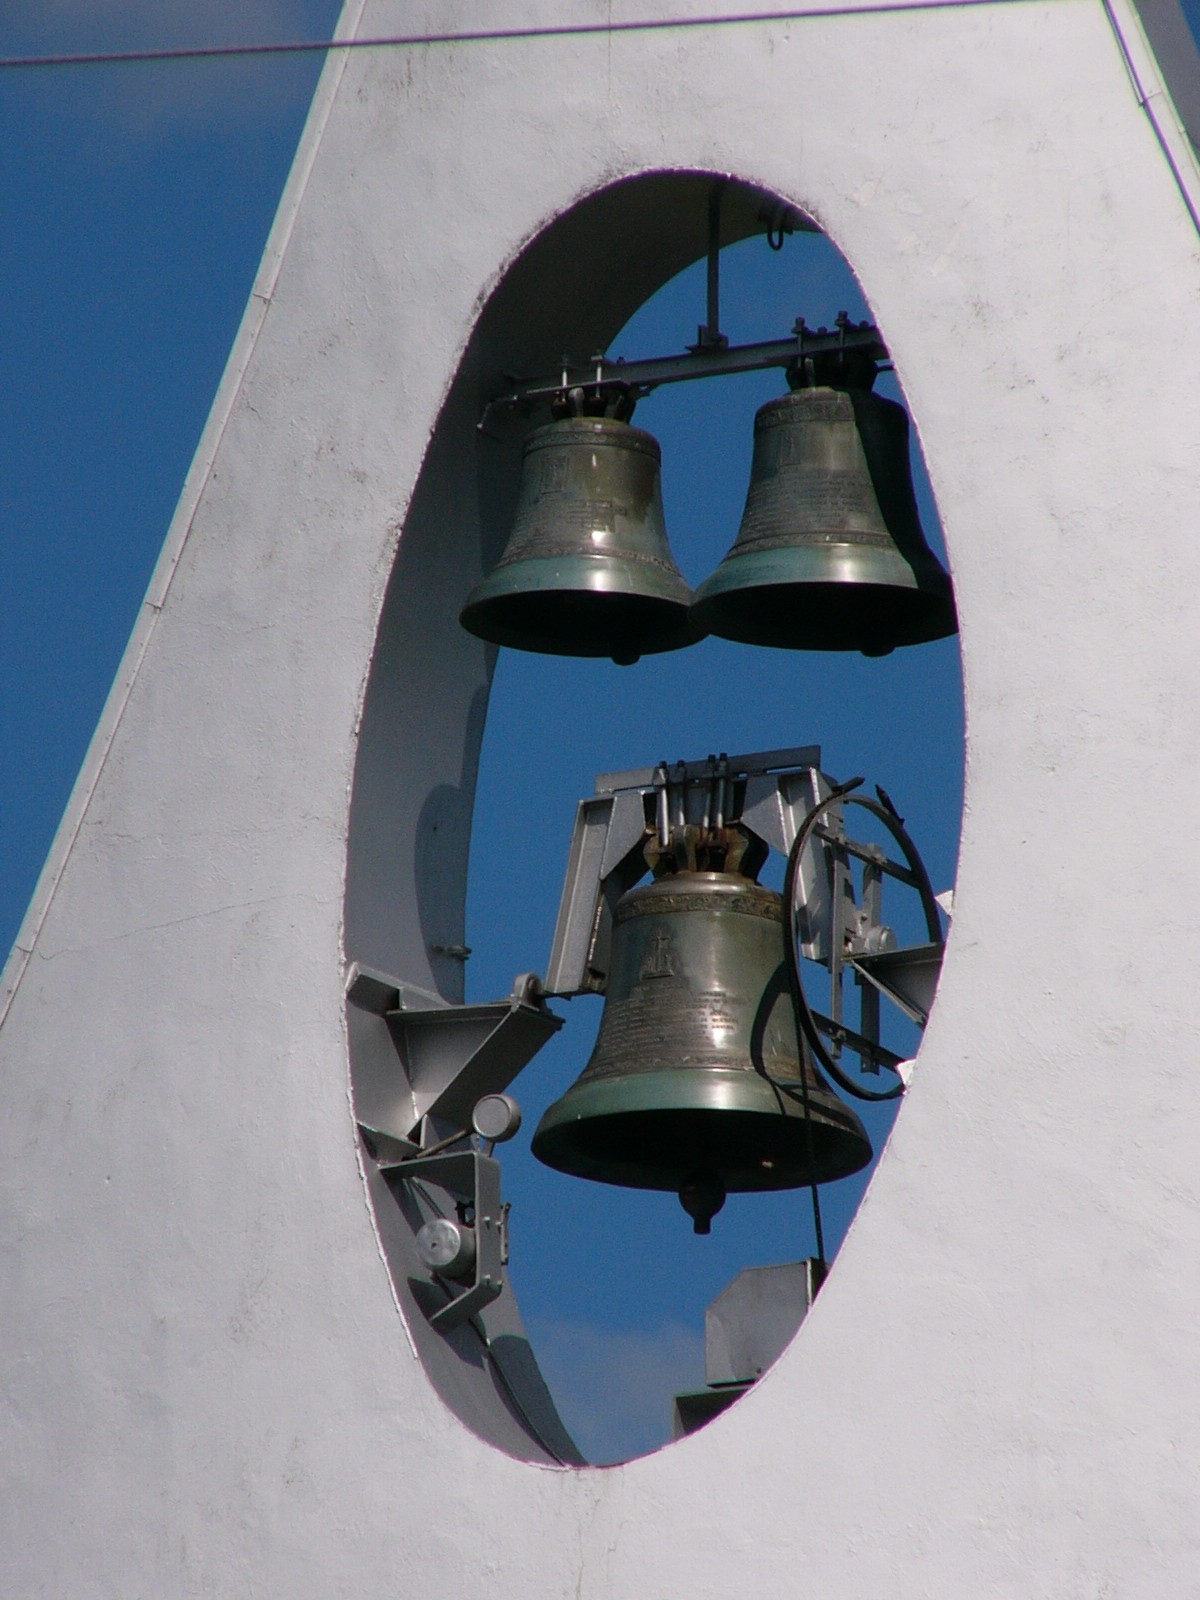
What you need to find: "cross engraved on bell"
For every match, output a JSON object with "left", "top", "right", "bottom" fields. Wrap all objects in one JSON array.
[
  {"left": 537, "top": 453, "right": 568, "bottom": 495},
  {"left": 639, "top": 929, "right": 675, "bottom": 979}
]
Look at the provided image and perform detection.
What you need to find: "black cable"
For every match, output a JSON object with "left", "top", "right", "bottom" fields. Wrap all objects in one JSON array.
[
  {"left": 0, "top": 2, "right": 1037, "bottom": 72},
  {"left": 797, "top": 1083, "right": 826, "bottom": 1272}
]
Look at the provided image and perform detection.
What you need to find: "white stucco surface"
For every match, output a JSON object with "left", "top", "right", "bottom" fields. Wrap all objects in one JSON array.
[{"left": 3, "top": 1, "right": 1200, "bottom": 1593}]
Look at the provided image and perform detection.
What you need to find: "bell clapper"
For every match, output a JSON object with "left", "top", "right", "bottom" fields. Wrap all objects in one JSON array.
[{"left": 679, "top": 1172, "right": 727, "bottom": 1234}]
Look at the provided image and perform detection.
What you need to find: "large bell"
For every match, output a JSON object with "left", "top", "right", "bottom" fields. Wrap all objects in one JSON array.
[
  {"left": 691, "top": 385, "right": 957, "bottom": 655},
  {"left": 460, "top": 415, "right": 699, "bottom": 664},
  {"left": 531, "top": 867, "right": 872, "bottom": 1230}
]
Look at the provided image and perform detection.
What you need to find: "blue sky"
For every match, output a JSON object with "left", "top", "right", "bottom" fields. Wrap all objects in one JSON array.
[
  {"left": 4, "top": 0, "right": 1195, "bottom": 1464},
  {"left": 474, "top": 239, "right": 962, "bottom": 1461}
]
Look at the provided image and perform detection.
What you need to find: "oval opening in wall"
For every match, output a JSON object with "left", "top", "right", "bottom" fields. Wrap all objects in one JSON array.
[{"left": 344, "top": 173, "right": 963, "bottom": 1468}]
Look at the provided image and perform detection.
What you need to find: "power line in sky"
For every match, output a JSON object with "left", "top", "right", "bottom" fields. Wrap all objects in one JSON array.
[{"left": 0, "top": 1, "right": 1028, "bottom": 72}]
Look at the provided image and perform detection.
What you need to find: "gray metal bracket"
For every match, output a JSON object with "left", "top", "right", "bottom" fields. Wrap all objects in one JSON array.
[
  {"left": 849, "top": 940, "right": 944, "bottom": 1027},
  {"left": 543, "top": 744, "right": 841, "bottom": 997},
  {"left": 789, "top": 788, "right": 947, "bottom": 1084},
  {"left": 379, "top": 1148, "right": 506, "bottom": 1332},
  {"left": 347, "top": 963, "right": 562, "bottom": 1146}
]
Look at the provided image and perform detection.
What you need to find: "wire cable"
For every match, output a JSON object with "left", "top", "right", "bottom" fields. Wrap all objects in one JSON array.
[{"left": 0, "top": 2, "right": 1036, "bottom": 73}]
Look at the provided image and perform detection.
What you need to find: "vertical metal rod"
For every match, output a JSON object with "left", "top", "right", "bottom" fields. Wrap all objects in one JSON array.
[
  {"left": 706, "top": 184, "right": 721, "bottom": 341},
  {"left": 655, "top": 765, "right": 670, "bottom": 849},
  {"left": 691, "top": 183, "right": 728, "bottom": 352},
  {"left": 829, "top": 829, "right": 846, "bottom": 1050},
  {"left": 858, "top": 857, "right": 882, "bottom": 1069},
  {"left": 784, "top": 822, "right": 827, "bottom": 1275}
]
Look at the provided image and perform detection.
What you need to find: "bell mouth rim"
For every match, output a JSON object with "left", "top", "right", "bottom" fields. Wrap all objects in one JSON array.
[
  {"left": 693, "top": 550, "right": 949, "bottom": 600},
  {"left": 460, "top": 575, "right": 702, "bottom": 658},
  {"left": 691, "top": 569, "right": 958, "bottom": 652},
  {"left": 531, "top": 1069, "right": 872, "bottom": 1194},
  {"left": 464, "top": 553, "right": 694, "bottom": 597}
]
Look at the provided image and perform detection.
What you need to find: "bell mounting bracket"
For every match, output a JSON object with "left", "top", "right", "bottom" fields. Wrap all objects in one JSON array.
[
  {"left": 378, "top": 1146, "right": 507, "bottom": 1333},
  {"left": 786, "top": 783, "right": 947, "bottom": 1090},
  {"left": 545, "top": 743, "right": 846, "bottom": 998},
  {"left": 347, "top": 965, "right": 558, "bottom": 1333},
  {"left": 348, "top": 964, "right": 562, "bottom": 1155},
  {"left": 478, "top": 176, "right": 889, "bottom": 430},
  {"left": 542, "top": 743, "right": 947, "bottom": 1095}
]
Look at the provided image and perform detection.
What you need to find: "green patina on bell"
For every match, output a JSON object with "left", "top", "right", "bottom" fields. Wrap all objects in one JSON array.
[
  {"left": 691, "top": 384, "right": 957, "bottom": 656},
  {"left": 460, "top": 415, "right": 700, "bottom": 665},
  {"left": 532, "top": 864, "right": 871, "bottom": 1230}
]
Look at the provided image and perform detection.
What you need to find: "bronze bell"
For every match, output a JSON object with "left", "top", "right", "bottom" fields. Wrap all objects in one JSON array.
[
  {"left": 691, "top": 384, "right": 957, "bottom": 656},
  {"left": 531, "top": 864, "right": 872, "bottom": 1231},
  {"left": 460, "top": 415, "right": 700, "bottom": 665}
]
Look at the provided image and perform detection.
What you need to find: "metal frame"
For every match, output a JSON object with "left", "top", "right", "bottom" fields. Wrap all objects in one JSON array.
[
  {"left": 378, "top": 1147, "right": 507, "bottom": 1332},
  {"left": 349, "top": 742, "right": 945, "bottom": 1336},
  {"left": 347, "top": 964, "right": 562, "bottom": 1333},
  {"left": 545, "top": 745, "right": 946, "bottom": 1090},
  {"left": 544, "top": 744, "right": 838, "bottom": 998},
  {"left": 787, "top": 788, "right": 946, "bottom": 1087},
  {"left": 482, "top": 315, "right": 888, "bottom": 428},
  {"left": 483, "top": 182, "right": 889, "bottom": 428}
]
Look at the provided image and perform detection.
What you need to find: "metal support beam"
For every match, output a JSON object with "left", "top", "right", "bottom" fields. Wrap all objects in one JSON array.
[{"left": 482, "top": 319, "right": 889, "bottom": 426}]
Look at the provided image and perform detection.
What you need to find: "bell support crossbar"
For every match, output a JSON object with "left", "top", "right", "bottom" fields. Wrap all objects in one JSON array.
[{"left": 479, "top": 316, "right": 889, "bottom": 430}]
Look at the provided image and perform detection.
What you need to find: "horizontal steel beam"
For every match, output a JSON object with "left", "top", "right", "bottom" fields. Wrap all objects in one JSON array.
[{"left": 492, "top": 320, "right": 889, "bottom": 415}]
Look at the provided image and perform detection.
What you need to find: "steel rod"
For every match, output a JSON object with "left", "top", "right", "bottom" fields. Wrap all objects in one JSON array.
[{"left": 494, "top": 324, "right": 888, "bottom": 413}]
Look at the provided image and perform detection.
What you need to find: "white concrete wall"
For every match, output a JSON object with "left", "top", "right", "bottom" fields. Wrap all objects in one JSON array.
[{"left": 3, "top": 1, "right": 1200, "bottom": 1593}]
